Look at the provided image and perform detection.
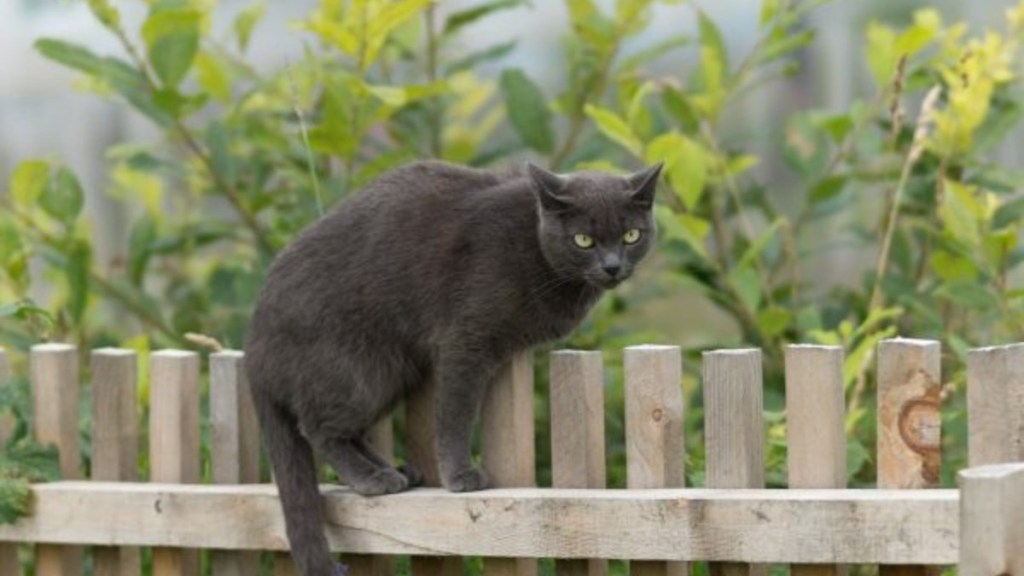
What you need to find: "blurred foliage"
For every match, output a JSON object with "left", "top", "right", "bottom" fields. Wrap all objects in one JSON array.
[{"left": 3, "top": 0, "right": 1024, "bottom": 553}]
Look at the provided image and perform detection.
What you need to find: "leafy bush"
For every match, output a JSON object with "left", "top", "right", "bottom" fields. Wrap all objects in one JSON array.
[{"left": 3, "top": 0, "right": 1024, "bottom": 507}]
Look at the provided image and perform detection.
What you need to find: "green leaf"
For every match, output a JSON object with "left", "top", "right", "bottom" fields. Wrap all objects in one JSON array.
[
  {"left": 940, "top": 180, "right": 981, "bottom": 249},
  {"left": 756, "top": 306, "right": 790, "bottom": 337},
  {"left": 645, "top": 132, "right": 707, "bottom": 210},
  {"left": 445, "top": 40, "right": 518, "bottom": 74},
  {"left": 661, "top": 87, "right": 700, "bottom": 132},
  {"left": 442, "top": 0, "right": 526, "bottom": 37},
  {"left": 500, "top": 69, "right": 554, "bottom": 153},
  {"left": 993, "top": 196, "right": 1024, "bottom": 229},
  {"left": 128, "top": 216, "right": 157, "bottom": 286},
  {"left": 810, "top": 174, "right": 847, "bottom": 204},
  {"left": 195, "top": 51, "right": 231, "bottom": 103},
  {"left": 584, "top": 104, "right": 642, "bottom": 156},
  {"left": 864, "top": 21, "right": 896, "bottom": 87},
  {"left": 698, "top": 10, "right": 728, "bottom": 69},
  {"left": 65, "top": 240, "right": 91, "bottom": 323},
  {"left": 141, "top": 3, "right": 201, "bottom": 88},
  {"left": 234, "top": 0, "right": 266, "bottom": 52},
  {"left": 654, "top": 205, "right": 708, "bottom": 259},
  {"left": 930, "top": 250, "right": 978, "bottom": 282},
  {"left": 10, "top": 160, "right": 50, "bottom": 207},
  {"left": 936, "top": 279, "right": 999, "bottom": 309},
  {"left": 738, "top": 217, "right": 786, "bottom": 269},
  {"left": 40, "top": 167, "right": 84, "bottom": 225},
  {"left": 363, "top": 0, "right": 434, "bottom": 70},
  {"left": 619, "top": 34, "right": 690, "bottom": 72},
  {"left": 35, "top": 39, "right": 171, "bottom": 126},
  {"left": 846, "top": 439, "right": 871, "bottom": 481},
  {"left": 729, "top": 265, "right": 762, "bottom": 312},
  {"left": 759, "top": 0, "right": 780, "bottom": 26}
]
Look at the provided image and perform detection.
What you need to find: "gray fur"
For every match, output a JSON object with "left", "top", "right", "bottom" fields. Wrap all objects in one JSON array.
[{"left": 244, "top": 160, "right": 661, "bottom": 575}]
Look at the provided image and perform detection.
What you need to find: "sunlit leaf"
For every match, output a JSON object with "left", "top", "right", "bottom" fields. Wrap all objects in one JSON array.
[
  {"left": 10, "top": 160, "right": 50, "bottom": 207},
  {"left": 584, "top": 104, "right": 641, "bottom": 156},
  {"left": 40, "top": 166, "right": 84, "bottom": 225}
]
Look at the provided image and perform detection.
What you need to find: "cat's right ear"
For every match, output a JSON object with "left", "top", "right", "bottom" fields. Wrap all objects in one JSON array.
[{"left": 528, "top": 163, "right": 572, "bottom": 212}]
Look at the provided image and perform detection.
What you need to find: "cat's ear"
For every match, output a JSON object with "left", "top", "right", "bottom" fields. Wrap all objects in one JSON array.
[
  {"left": 627, "top": 162, "right": 663, "bottom": 209},
  {"left": 528, "top": 163, "right": 572, "bottom": 212}
]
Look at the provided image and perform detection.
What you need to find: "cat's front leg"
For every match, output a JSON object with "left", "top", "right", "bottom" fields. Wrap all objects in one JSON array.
[{"left": 433, "top": 347, "right": 502, "bottom": 492}]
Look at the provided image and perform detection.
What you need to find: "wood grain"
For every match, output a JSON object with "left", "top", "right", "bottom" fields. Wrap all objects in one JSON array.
[
  {"left": 149, "top": 350, "right": 200, "bottom": 576},
  {"left": 624, "top": 345, "right": 685, "bottom": 576},
  {"left": 31, "top": 343, "right": 81, "bottom": 576},
  {"left": 210, "top": 351, "right": 262, "bottom": 576},
  {"left": 967, "top": 343, "right": 1024, "bottom": 466},
  {"left": 877, "top": 339, "right": 942, "bottom": 576},
  {"left": 704, "top": 349, "right": 765, "bottom": 576},
  {"left": 958, "top": 462, "right": 1024, "bottom": 575},
  {"left": 550, "top": 350, "right": 606, "bottom": 576},
  {"left": 483, "top": 350, "right": 537, "bottom": 576},
  {"left": 784, "top": 345, "right": 847, "bottom": 576},
  {"left": 91, "top": 348, "right": 141, "bottom": 576},
  {"left": 0, "top": 482, "right": 962, "bottom": 564}
]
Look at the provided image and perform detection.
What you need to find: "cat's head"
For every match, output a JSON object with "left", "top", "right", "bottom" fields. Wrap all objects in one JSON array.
[{"left": 529, "top": 162, "right": 662, "bottom": 290}]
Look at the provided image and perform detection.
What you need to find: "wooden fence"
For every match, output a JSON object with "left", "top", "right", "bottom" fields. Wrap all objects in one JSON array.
[{"left": 0, "top": 338, "right": 1022, "bottom": 575}]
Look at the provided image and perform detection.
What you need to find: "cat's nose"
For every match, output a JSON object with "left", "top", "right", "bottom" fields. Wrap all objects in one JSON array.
[{"left": 602, "top": 262, "right": 622, "bottom": 278}]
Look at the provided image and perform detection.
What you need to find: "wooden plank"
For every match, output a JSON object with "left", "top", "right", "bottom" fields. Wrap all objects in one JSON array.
[
  {"left": 91, "top": 348, "right": 141, "bottom": 576},
  {"left": 784, "top": 345, "right": 847, "bottom": 576},
  {"left": 209, "top": 351, "right": 261, "bottom": 576},
  {"left": 877, "top": 339, "right": 941, "bottom": 576},
  {"left": 958, "top": 462, "right": 1024, "bottom": 575},
  {"left": 550, "top": 350, "right": 606, "bottom": 576},
  {"left": 30, "top": 342, "right": 81, "bottom": 576},
  {"left": 405, "top": 377, "right": 462, "bottom": 576},
  {"left": 624, "top": 345, "right": 685, "bottom": 576},
  {"left": 967, "top": 343, "right": 1024, "bottom": 466},
  {"left": 0, "top": 482, "right": 962, "bottom": 563},
  {"left": 483, "top": 350, "right": 537, "bottom": 576},
  {"left": 703, "top": 349, "right": 765, "bottom": 576},
  {"left": 0, "top": 348, "right": 19, "bottom": 576},
  {"left": 149, "top": 350, "right": 201, "bottom": 576}
]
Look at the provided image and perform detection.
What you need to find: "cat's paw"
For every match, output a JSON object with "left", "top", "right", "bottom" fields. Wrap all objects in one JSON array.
[
  {"left": 444, "top": 467, "right": 489, "bottom": 492},
  {"left": 351, "top": 468, "right": 409, "bottom": 496},
  {"left": 398, "top": 463, "right": 424, "bottom": 488}
]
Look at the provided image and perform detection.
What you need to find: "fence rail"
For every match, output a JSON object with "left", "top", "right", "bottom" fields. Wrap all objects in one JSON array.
[{"left": 0, "top": 338, "right": 1021, "bottom": 574}]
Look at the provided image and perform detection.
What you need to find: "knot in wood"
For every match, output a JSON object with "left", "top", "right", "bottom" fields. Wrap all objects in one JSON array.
[
  {"left": 651, "top": 408, "right": 664, "bottom": 422},
  {"left": 898, "top": 391, "right": 941, "bottom": 484}
]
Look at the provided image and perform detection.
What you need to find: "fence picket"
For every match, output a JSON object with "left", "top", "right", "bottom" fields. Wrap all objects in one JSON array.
[
  {"left": 406, "top": 376, "right": 463, "bottom": 576},
  {"left": 784, "top": 345, "right": 847, "bottom": 576},
  {"left": 91, "top": 348, "right": 141, "bottom": 576},
  {"left": 967, "top": 343, "right": 1024, "bottom": 466},
  {"left": 704, "top": 349, "right": 765, "bottom": 576},
  {"left": 210, "top": 351, "right": 262, "bottom": 576},
  {"left": 0, "top": 348, "right": 18, "bottom": 575},
  {"left": 31, "top": 343, "right": 81, "bottom": 576},
  {"left": 483, "top": 350, "right": 537, "bottom": 576},
  {"left": 958, "top": 462, "right": 1024, "bottom": 575},
  {"left": 347, "top": 416, "right": 397, "bottom": 575},
  {"left": 150, "top": 350, "right": 201, "bottom": 576},
  {"left": 877, "top": 339, "right": 942, "bottom": 576},
  {"left": 624, "top": 345, "right": 685, "bottom": 576},
  {"left": 550, "top": 350, "right": 607, "bottom": 576}
]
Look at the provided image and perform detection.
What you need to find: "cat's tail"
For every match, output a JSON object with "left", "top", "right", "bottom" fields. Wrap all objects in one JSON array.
[{"left": 253, "top": 394, "right": 336, "bottom": 576}]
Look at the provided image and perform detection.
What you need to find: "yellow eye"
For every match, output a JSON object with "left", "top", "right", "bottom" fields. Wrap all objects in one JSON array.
[
  {"left": 573, "top": 233, "right": 595, "bottom": 249},
  {"left": 623, "top": 229, "right": 642, "bottom": 244}
]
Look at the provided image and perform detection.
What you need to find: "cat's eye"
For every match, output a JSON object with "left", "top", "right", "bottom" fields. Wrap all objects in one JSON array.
[
  {"left": 573, "top": 233, "right": 595, "bottom": 249},
  {"left": 623, "top": 229, "right": 642, "bottom": 244}
]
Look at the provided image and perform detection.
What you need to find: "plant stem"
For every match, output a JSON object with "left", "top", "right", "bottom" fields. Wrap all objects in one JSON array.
[
  {"left": 110, "top": 26, "right": 276, "bottom": 254},
  {"left": 424, "top": 3, "right": 443, "bottom": 158}
]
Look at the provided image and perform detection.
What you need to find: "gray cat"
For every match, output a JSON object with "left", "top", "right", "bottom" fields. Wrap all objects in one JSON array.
[{"left": 244, "top": 160, "right": 662, "bottom": 575}]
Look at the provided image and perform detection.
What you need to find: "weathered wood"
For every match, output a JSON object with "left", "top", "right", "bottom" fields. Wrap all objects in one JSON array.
[
  {"left": 405, "top": 377, "right": 462, "bottom": 576},
  {"left": 967, "top": 343, "right": 1024, "bottom": 466},
  {"left": 483, "top": 350, "right": 537, "bottom": 576},
  {"left": 624, "top": 345, "right": 685, "bottom": 576},
  {"left": 0, "top": 348, "right": 18, "bottom": 576},
  {"left": 210, "top": 351, "right": 262, "bottom": 576},
  {"left": 878, "top": 339, "right": 942, "bottom": 576},
  {"left": 30, "top": 343, "right": 81, "bottom": 575},
  {"left": 550, "top": 350, "right": 606, "bottom": 576},
  {"left": 784, "top": 345, "right": 847, "bottom": 576},
  {"left": 958, "top": 462, "right": 1024, "bottom": 575},
  {"left": 0, "top": 482, "right": 962, "bottom": 563},
  {"left": 91, "top": 348, "right": 141, "bottom": 576},
  {"left": 704, "top": 349, "right": 765, "bottom": 576},
  {"left": 149, "top": 350, "right": 200, "bottom": 576}
]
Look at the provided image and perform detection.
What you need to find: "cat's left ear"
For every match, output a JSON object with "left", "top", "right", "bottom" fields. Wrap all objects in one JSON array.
[
  {"left": 528, "top": 163, "right": 573, "bottom": 212},
  {"left": 627, "top": 162, "right": 663, "bottom": 210}
]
